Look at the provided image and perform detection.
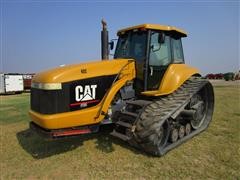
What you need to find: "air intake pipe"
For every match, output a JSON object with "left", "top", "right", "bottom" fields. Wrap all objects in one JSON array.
[{"left": 101, "top": 19, "right": 109, "bottom": 60}]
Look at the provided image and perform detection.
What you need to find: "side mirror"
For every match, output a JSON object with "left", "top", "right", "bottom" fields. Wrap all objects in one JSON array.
[
  {"left": 158, "top": 33, "right": 165, "bottom": 44},
  {"left": 109, "top": 41, "right": 114, "bottom": 50}
]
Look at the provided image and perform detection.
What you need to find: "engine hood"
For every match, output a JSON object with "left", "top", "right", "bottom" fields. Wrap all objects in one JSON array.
[{"left": 33, "top": 59, "right": 133, "bottom": 83}]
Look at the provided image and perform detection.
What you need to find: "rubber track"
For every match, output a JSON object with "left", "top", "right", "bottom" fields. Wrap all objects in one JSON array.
[
  {"left": 111, "top": 77, "right": 214, "bottom": 156},
  {"left": 133, "top": 77, "right": 214, "bottom": 156}
]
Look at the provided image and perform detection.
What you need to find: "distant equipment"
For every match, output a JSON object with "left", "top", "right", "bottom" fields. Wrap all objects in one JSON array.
[
  {"left": 223, "top": 72, "right": 235, "bottom": 81},
  {"left": 23, "top": 74, "right": 35, "bottom": 90},
  {"left": 205, "top": 73, "right": 223, "bottom": 79},
  {"left": 234, "top": 71, "right": 240, "bottom": 80},
  {"left": 0, "top": 73, "right": 24, "bottom": 94}
]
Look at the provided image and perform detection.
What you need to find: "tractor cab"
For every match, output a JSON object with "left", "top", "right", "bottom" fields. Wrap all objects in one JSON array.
[{"left": 114, "top": 24, "right": 187, "bottom": 93}]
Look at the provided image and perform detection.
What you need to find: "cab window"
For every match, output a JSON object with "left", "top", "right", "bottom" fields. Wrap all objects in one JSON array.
[
  {"left": 149, "top": 32, "right": 171, "bottom": 66},
  {"left": 172, "top": 37, "right": 184, "bottom": 63},
  {"left": 114, "top": 31, "right": 147, "bottom": 62}
]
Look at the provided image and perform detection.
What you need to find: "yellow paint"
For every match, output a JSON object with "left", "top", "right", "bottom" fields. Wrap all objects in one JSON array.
[
  {"left": 29, "top": 106, "right": 101, "bottom": 129},
  {"left": 33, "top": 59, "right": 134, "bottom": 83},
  {"left": 29, "top": 60, "right": 136, "bottom": 129},
  {"left": 141, "top": 64, "right": 200, "bottom": 96},
  {"left": 118, "top": 24, "right": 187, "bottom": 37}
]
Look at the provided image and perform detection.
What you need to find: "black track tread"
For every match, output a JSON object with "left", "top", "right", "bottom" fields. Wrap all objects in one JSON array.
[
  {"left": 111, "top": 77, "right": 214, "bottom": 156},
  {"left": 132, "top": 77, "right": 213, "bottom": 156}
]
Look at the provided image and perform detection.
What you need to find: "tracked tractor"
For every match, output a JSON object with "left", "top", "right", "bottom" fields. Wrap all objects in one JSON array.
[{"left": 29, "top": 20, "right": 214, "bottom": 156}]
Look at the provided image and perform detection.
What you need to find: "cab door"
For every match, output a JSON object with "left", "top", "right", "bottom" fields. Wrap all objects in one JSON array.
[{"left": 147, "top": 31, "right": 172, "bottom": 90}]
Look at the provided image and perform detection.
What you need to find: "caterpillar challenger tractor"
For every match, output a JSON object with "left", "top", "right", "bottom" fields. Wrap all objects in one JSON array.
[{"left": 29, "top": 21, "right": 214, "bottom": 156}]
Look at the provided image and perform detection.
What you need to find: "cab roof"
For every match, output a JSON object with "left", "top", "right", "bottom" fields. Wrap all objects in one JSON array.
[{"left": 117, "top": 24, "right": 187, "bottom": 37}]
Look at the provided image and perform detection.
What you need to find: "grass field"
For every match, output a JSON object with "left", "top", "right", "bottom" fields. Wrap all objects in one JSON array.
[{"left": 0, "top": 82, "right": 239, "bottom": 179}]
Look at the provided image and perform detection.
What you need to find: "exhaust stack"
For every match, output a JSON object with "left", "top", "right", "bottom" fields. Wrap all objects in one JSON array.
[{"left": 101, "top": 19, "right": 109, "bottom": 60}]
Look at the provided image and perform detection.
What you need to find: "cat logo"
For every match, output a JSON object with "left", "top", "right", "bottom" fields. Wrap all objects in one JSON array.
[{"left": 75, "top": 85, "right": 97, "bottom": 102}]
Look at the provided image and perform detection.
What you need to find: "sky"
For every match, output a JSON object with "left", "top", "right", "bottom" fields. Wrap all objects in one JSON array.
[{"left": 0, "top": 1, "right": 239, "bottom": 75}]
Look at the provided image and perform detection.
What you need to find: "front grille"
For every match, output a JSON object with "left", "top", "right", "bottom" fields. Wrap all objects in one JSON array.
[
  {"left": 31, "top": 86, "right": 70, "bottom": 114},
  {"left": 30, "top": 75, "right": 116, "bottom": 115}
]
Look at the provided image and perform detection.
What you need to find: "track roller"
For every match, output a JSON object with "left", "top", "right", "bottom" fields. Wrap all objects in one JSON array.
[
  {"left": 178, "top": 125, "right": 185, "bottom": 139},
  {"left": 170, "top": 128, "right": 178, "bottom": 143}
]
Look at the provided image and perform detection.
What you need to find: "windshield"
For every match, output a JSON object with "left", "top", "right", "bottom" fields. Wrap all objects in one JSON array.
[{"left": 114, "top": 31, "right": 147, "bottom": 61}]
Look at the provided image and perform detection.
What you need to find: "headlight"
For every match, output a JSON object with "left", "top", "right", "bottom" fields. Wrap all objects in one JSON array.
[{"left": 31, "top": 82, "right": 62, "bottom": 90}]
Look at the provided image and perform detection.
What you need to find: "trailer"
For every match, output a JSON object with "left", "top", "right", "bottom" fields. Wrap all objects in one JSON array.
[
  {"left": 0, "top": 73, "right": 24, "bottom": 94},
  {"left": 23, "top": 74, "right": 35, "bottom": 90}
]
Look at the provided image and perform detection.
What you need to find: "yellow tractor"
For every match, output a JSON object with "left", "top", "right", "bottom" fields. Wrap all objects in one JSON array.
[{"left": 29, "top": 20, "right": 214, "bottom": 156}]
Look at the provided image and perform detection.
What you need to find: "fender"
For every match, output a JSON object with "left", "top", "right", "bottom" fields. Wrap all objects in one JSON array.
[
  {"left": 141, "top": 64, "right": 200, "bottom": 96},
  {"left": 95, "top": 60, "right": 136, "bottom": 121}
]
